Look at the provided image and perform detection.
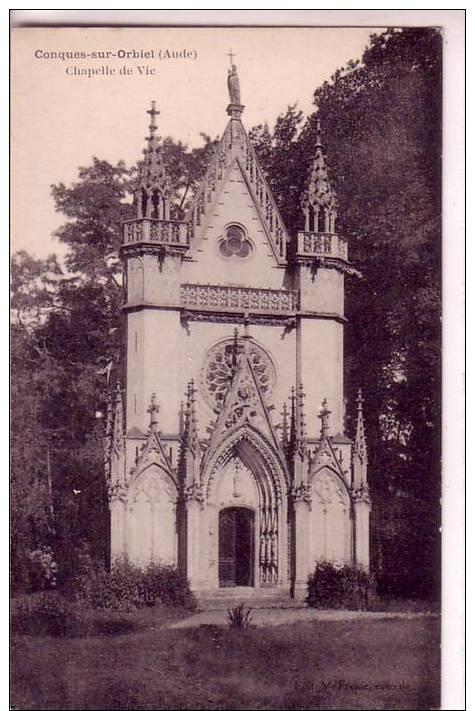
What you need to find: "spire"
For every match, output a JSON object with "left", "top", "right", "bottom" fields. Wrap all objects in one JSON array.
[
  {"left": 112, "top": 381, "right": 124, "bottom": 457},
  {"left": 315, "top": 117, "right": 323, "bottom": 147},
  {"left": 184, "top": 380, "right": 198, "bottom": 452},
  {"left": 318, "top": 398, "right": 331, "bottom": 439},
  {"left": 135, "top": 101, "right": 171, "bottom": 219},
  {"left": 301, "top": 116, "right": 337, "bottom": 233},
  {"left": 147, "top": 392, "right": 160, "bottom": 432},
  {"left": 288, "top": 384, "right": 306, "bottom": 454},
  {"left": 296, "top": 383, "right": 307, "bottom": 443},
  {"left": 354, "top": 388, "right": 367, "bottom": 462},
  {"left": 281, "top": 401, "right": 289, "bottom": 450},
  {"left": 231, "top": 327, "right": 240, "bottom": 374},
  {"left": 226, "top": 51, "right": 244, "bottom": 118}
]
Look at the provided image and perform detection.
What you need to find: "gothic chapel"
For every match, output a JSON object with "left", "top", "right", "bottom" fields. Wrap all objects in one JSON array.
[{"left": 105, "top": 63, "right": 370, "bottom": 598}]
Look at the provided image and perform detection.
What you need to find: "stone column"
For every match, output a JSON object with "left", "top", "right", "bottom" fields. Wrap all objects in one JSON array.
[
  {"left": 185, "top": 483, "right": 205, "bottom": 590},
  {"left": 292, "top": 485, "right": 312, "bottom": 599},
  {"left": 354, "top": 486, "right": 371, "bottom": 569},
  {"left": 109, "top": 484, "right": 128, "bottom": 561},
  {"left": 277, "top": 497, "right": 288, "bottom": 588}
]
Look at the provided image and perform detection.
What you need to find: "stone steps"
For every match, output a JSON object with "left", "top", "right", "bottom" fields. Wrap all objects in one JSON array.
[{"left": 196, "top": 588, "right": 307, "bottom": 611}]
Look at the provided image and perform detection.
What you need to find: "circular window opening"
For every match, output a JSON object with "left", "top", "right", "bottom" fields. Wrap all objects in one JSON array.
[
  {"left": 201, "top": 337, "right": 276, "bottom": 413},
  {"left": 219, "top": 225, "right": 252, "bottom": 259}
]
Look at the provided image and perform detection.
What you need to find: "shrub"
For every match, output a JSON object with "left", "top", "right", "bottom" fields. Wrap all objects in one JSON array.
[
  {"left": 227, "top": 603, "right": 253, "bottom": 630},
  {"left": 25, "top": 546, "right": 58, "bottom": 593},
  {"left": 307, "top": 560, "right": 375, "bottom": 610},
  {"left": 11, "top": 591, "right": 140, "bottom": 637},
  {"left": 11, "top": 591, "right": 88, "bottom": 637},
  {"left": 75, "top": 557, "right": 197, "bottom": 612},
  {"left": 140, "top": 564, "right": 197, "bottom": 610}
]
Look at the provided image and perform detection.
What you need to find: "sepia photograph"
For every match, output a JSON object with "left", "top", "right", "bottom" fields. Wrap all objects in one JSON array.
[{"left": 10, "top": 11, "right": 464, "bottom": 710}]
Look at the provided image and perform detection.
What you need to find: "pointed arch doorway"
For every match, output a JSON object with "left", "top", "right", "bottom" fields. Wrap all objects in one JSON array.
[{"left": 218, "top": 507, "right": 255, "bottom": 587}]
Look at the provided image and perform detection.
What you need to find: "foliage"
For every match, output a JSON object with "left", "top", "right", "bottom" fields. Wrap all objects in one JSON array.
[
  {"left": 10, "top": 591, "right": 139, "bottom": 637},
  {"left": 27, "top": 546, "right": 58, "bottom": 592},
  {"left": 11, "top": 591, "right": 86, "bottom": 637},
  {"left": 307, "top": 560, "right": 375, "bottom": 610},
  {"left": 251, "top": 28, "right": 442, "bottom": 599},
  {"left": 74, "top": 556, "right": 197, "bottom": 612},
  {"left": 10, "top": 133, "right": 214, "bottom": 594},
  {"left": 227, "top": 603, "right": 253, "bottom": 630}
]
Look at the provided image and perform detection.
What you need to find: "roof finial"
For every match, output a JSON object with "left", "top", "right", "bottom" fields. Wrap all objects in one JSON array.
[
  {"left": 296, "top": 383, "right": 307, "bottom": 442},
  {"left": 135, "top": 102, "right": 171, "bottom": 220},
  {"left": 147, "top": 100, "right": 160, "bottom": 136},
  {"left": 227, "top": 48, "right": 235, "bottom": 67},
  {"left": 300, "top": 115, "right": 337, "bottom": 233},
  {"left": 281, "top": 401, "right": 289, "bottom": 450},
  {"left": 316, "top": 117, "right": 323, "bottom": 147},
  {"left": 318, "top": 398, "right": 331, "bottom": 438},
  {"left": 147, "top": 393, "right": 160, "bottom": 431},
  {"left": 227, "top": 54, "right": 244, "bottom": 117},
  {"left": 354, "top": 388, "right": 367, "bottom": 461},
  {"left": 184, "top": 380, "right": 198, "bottom": 451}
]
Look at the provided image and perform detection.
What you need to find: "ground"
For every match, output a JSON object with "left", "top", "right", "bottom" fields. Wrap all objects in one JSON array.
[{"left": 11, "top": 607, "right": 440, "bottom": 710}]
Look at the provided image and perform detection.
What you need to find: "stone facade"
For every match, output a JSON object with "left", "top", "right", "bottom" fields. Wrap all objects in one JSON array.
[{"left": 105, "top": 67, "right": 370, "bottom": 597}]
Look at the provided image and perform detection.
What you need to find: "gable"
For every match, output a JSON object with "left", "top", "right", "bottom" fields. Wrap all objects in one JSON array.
[
  {"left": 184, "top": 159, "right": 285, "bottom": 288},
  {"left": 203, "top": 345, "right": 284, "bottom": 470},
  {"left": 185, "top": 119, "right": 289, "bottom": 285}
]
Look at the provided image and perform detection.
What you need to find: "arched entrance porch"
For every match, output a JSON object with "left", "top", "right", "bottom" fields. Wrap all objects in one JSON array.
[{"left": 191, "top": 424, "right": 289, "bottom": 592}]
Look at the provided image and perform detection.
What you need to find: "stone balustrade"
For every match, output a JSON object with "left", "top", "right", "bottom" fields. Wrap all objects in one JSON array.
[
  {"left": 296, "top": 231, "right": 348, "bottom": 261},
  {"left": 123, "top": 218, "right": 188, "bottom": 246},
  {"left": 180, "top": 283, "right": 299, "bottom": 313}
]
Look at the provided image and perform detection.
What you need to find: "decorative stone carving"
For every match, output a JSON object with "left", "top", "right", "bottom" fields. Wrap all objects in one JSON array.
[
  {"left": 259, "top": 504, "right": 279, "bottom": 583},
  {"left": 108, "top": 480, "right": 128, "bottom": 503},
  {"left": 218, "top": 224, "right": 252, "bottom": 258},
  {"left": 227, "top": 63, "right": 241, "bottom": 104},
  {"left": 184, "top": 481, "right": 205, "bottom": 505},
  {"left": 313, "top": 471, "right": 347, "bottom": 507},
  {"left": 297, "top": 231, "right": 348, "bottom": 261},
  {"left": 186, "top": 119, "right": 289, "bottom": 264},
  {"left": 352, "top": 483, "right": 371, "bottom": 505},
  {"left": 180, "top": 310, "right": 297, "bottom": 328},
  {"left": 180, "top": 283, "right": 298, "bottom": 314},
  {"left": 291, "top": 482, "right": 312, "bottom": 505},
  {"left": 201, "top": 337, "right": 276, "bottom": 412},
  {"left": 123, "top": 218, "right": 188, "bottom": 246}
]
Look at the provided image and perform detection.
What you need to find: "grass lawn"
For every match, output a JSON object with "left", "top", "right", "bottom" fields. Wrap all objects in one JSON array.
[{"left": 11, "top": 611, "right": 440, "bottom": 710}]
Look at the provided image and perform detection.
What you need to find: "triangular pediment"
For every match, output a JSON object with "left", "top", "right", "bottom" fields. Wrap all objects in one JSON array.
[
  {"left": 310, "top": 435, "right": 345, "bottom": 478},
  {"left": 186, "top": 119, "right": 289, "bottom": 266},
  {"left": 204, "top": 345, "right": 283, "bottom": 465},
  {"left": 129, "top": 428, "right": 175, "bottom": 485}
]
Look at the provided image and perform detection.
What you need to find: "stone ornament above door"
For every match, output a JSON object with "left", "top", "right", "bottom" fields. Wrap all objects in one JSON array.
[{"left": 201, "top": 337, "right": 276, "bottom": 413}]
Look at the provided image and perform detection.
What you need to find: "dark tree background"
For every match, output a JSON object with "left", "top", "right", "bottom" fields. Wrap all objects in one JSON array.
[{"left": 11, "top": 28, "right": 441, "bottom": 598}]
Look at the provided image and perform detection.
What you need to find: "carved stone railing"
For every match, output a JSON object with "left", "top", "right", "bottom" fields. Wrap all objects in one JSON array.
[
  {"left": 296, "top": 231, "right": 348, "bottom": 261},
  {"left": 123, "top": 218, "right": 188, "bottom": 247},
  {"left": 180, "top": 283, "right": 299, "bottom": 313},
  {"left": 244, "top": 142, "right": 288, "bottom": 262}
]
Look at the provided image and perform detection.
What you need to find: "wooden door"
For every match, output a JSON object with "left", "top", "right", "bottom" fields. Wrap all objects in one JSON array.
[{"left": 219, "top": 507, "right": 254, "bottom": 587}]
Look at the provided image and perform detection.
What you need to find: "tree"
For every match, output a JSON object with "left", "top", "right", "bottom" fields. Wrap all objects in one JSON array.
[
  {"left": 251, "top": 28, "right": 442, "bottom": 597},
  {"left": 11, "top": 135, "right": 216, "bottom": 592}
]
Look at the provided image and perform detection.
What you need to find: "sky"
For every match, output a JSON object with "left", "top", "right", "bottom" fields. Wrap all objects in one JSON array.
[{"left": 12, "top": 26, "right": 378, "bottom": 259}]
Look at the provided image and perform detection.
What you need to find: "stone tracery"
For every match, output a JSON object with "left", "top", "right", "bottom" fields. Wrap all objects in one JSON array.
[{"left": 201, "top": 338, "right": 276, "bottom": 412}]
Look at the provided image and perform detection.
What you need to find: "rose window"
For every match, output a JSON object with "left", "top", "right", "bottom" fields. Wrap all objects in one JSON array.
[
  {"left": 218, "top": 224, "right": 252, "bottom": 258},
  {"left": 202, "top": 338, "right": 276, "bottom": 412}
]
